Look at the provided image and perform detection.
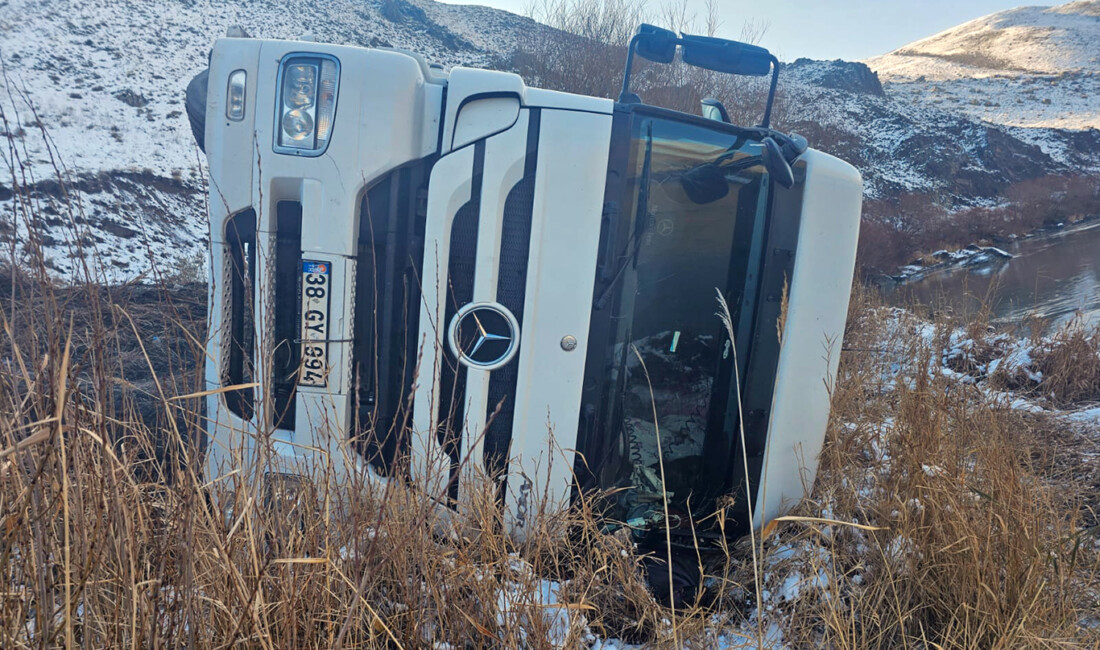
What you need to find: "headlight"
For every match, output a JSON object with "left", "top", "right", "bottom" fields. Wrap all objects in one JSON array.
[
  {"left": 283, "top": 64, "right": 315, "bottom": 109},
  {"left": 226, "top": 69, "right": 247, "bottom": 121},
  {"left": 282, "top": 109, "right": 314, "bottom": 141},
  {"left": 274, "top": 54, "right": 340, "bottom": 156}
]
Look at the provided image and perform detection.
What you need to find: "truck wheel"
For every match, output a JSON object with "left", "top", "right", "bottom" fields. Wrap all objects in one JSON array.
[{"left": 185, "top": 69, "right": 209, "bottom": 153}]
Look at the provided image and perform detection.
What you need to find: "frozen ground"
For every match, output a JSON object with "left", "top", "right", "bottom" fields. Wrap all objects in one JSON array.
[{"left": 0, "top": 0, "right": 543, "bottom": 281}]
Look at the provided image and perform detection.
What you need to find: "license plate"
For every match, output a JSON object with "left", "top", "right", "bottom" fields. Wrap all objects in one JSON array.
[{"left": 299, "top": 260, "right": 331, "bottom": 387}]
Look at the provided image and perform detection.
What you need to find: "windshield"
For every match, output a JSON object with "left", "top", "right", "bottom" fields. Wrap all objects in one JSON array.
[{"left": 597, "top": 114, "right": 771, "bottom": 532}]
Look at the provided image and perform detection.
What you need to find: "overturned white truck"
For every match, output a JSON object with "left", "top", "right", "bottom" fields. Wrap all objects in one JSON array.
[{"left": 190, "top": 24, "right": 861, "bottom": 573}]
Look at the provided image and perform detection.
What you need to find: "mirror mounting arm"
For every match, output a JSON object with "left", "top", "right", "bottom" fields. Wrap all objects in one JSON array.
[
  {"left": 761, "top": 55, "right": 779, "bottom": 128},
  {"left": 619, "top": 31, "right": 680, "bottom": 104},
  {"left": 618, "top": 35, "right": 641, "bottom": 104},
  {"left": 618, "top": 24, "right": 782, "bottom": 130}
]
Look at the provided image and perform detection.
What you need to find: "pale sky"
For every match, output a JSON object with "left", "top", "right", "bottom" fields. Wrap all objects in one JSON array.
[{"left": 436, "top": 0, "right": 1055, "bottom": 61}]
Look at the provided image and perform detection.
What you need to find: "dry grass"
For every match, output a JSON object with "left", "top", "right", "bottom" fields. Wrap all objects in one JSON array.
[
  {"left": 765, "top": 289, "right": 1100, "bottom": 648},
  {"left": 2, "top": 207, "right": 1098, "bottom": 649},
  {"left": 0, "top": 240, "right": 675, "bottom": 648},
  {"left": 4, "top": 68, "right": 1100, "bottom": 650},
  {"left": 1030, "top": 324, "right": 1100, "bottom": 406}
]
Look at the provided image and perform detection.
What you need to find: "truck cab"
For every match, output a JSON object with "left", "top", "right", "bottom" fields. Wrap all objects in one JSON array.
[{"left": 195, "top": 25, "right": 861, "bottom": 558}]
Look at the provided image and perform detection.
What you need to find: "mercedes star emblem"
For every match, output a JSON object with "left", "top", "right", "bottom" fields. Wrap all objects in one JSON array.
[{"left": 447, "top": 302, "right": 520, "bottom": 370}]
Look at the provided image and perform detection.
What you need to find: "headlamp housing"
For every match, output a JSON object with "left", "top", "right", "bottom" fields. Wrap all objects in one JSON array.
[{"left": 273, "top": 54, "right": 340, "bottom": 156}]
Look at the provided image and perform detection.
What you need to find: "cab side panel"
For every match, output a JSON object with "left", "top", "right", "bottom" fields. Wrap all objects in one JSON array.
[{"left": 752, "top": 151, "right": 862, "bottom": 527}]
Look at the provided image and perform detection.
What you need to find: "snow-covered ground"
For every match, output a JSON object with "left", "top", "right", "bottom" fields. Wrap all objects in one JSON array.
[
  {"left": 0, "top": 0, "right": 534, "bottom": 183},
  {"left": 0, "top": 0, "right": 543, "bottom": 280},
  {"left": 866, "top": 1, "right": 1100, "bottom": 131}
]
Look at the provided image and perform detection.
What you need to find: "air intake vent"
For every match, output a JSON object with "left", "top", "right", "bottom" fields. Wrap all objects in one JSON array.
[
  {"left": 223, "top": 209, "right": 256, "bottom": 420},
  {"left": 271, "top": 201, "right": 302, "bottom": 430}
]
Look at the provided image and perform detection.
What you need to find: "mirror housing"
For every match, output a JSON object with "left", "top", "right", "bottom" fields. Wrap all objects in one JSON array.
[
  {"left": 634, "top": 24, "right": 677, "bottom": 63},
  {"left": 701, "top": 98, "right": 730, "bottom": 123},
  {"left": 680, "top": 34, "right": 773, "bottom": 76}
]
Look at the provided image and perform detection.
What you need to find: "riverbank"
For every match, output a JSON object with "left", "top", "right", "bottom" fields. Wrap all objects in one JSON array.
[
  {"left": 883, "top": 213, "right": 1100, "bottom": 286},
  {"left": 881, "top": 216, "right": 1100, "bottom": 333}
]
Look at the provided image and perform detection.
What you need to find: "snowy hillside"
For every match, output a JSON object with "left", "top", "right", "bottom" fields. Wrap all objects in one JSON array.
[
  {"left": 0, "top": 0, "right": 541, "bottom": 280},
  {"left": 1, "top": 0, "right": 537, "bottom": 181},
  {"left": 0, "top": 0, "right": 1097, "bottom": 281},
  {"left": 866, "top": 1, "right": 1100, "bottom": 131},
  {"left": 779, "top": 57, "right": 1100, "bottom": 202}
]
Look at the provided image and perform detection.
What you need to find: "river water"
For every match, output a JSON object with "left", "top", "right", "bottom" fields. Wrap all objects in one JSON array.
[{"left": 887, "top": 221, "right": 1100, "bottom": 332}]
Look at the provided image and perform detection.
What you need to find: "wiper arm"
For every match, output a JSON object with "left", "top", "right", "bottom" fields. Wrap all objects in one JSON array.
[{"left": 711, "top": 130, "right": 807, "bottom": 167}]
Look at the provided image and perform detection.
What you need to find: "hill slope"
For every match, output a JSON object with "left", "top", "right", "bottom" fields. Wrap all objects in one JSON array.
[
  {"left": 865, "top": 1, "right": 1100, "bottom": 131},
  {"left": 0, "top": 0, "right": 1096, "bottom": 280},
  {"left": 0, "top": 0, "right": 541, "bottom": 280}
]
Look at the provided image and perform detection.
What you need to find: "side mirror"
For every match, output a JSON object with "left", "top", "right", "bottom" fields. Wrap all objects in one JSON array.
[
  {"left": 701, "top": 98, "right": 730, "bottom": 123},
  {"left": 680, "top": 34, "right": 774, "bottom": 77},
  {"left": 762, "top": 137, "right": 795, "bottom": 189},
  {"left": 634, "top": 24, "right": 677, "bottom": 63}
]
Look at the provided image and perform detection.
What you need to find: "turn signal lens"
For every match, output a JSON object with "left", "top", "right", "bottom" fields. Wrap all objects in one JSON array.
[
  {"left": 226, "top": 70, "right": 246, "bottom": 121},
  {"left": 315, "top": 59, "right": 338, "bottom": 147}
]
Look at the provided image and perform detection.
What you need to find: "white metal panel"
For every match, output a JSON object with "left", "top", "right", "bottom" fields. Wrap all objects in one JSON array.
[
  {"left": 252, "top": 42, "right": 438, "bottom": 248},
  {"left": 452, "top": 96, "right": 521, "bottom": 151},
  {"left": 440, "top": 68, "right": 526, "bottom": 155},
  {"left": 411, "top": 146, "right": 476, "bottom": 497},
  {"left": 523, "top": 88, "right": 614, "bottom": 114},
  {"left": 505, "top": 109, "right": 612, "bottom": 534},
  {"left": 752, "top": 150, "right": 862, "bottom": 528},
  {"left": 204, "top": 39, "right": 445, "bottom": 483},
  {"left": 206, "top": 40, "right": 260, "bottom": 244},
  {"left": 459, "top": 112, "right": 531, "bottom": 482},
  {"left": 203, "top": 39, "right": 262, "bottom": 482},
  {"left": 440, "top": 68, "right": 613, "bottom": 155}
]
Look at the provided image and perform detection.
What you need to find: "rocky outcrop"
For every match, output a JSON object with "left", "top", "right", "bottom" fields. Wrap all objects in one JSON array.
[{"left": 786, "top": 59, "right": 885, "bottom": 96}]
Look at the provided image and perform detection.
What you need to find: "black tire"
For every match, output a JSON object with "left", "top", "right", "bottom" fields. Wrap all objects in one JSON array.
[{"left": 185, "top": 69, "right": 209, "bottom": 153}]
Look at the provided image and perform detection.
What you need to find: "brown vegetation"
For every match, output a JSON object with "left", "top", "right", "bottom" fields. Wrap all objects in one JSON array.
[
  {"left": 859, "top": 175, "right": 1100, "bottom": 272},
  {"left": 2, "top": 260, "right": 1098, "bottom": 646}
]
